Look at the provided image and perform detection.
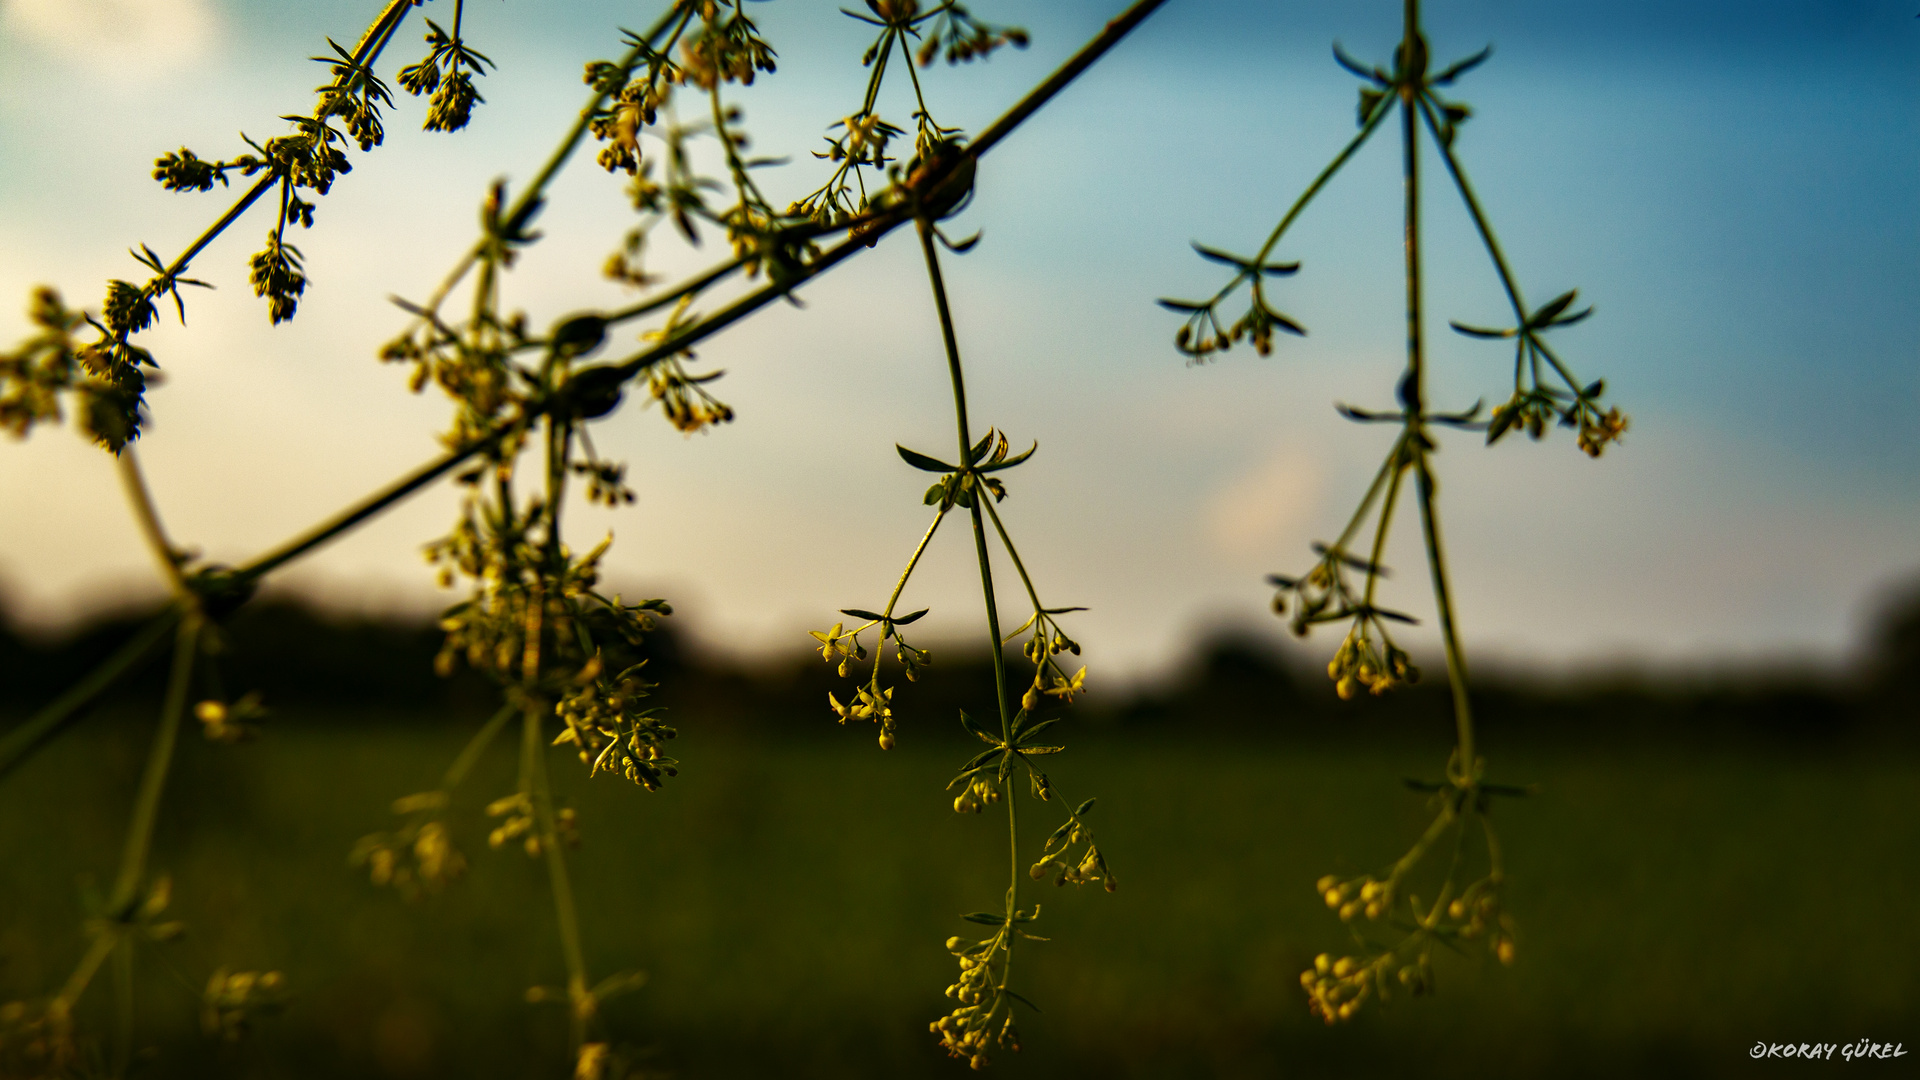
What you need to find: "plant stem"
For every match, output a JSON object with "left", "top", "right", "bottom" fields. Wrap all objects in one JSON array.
[
  {"left": 1416, "top": 99, "right": 1528, "bottom": 326},
  {"left": 525, "top": 702, "right": 591, "bottom": 1050},
  {"left": 115, "top": 448, "right": 189, "bottom": 601},
  {"left": 967, "top": 0, "right": 1168, "bottom": 160},
  {"left": 917, "top": 219, "right": 1020, "bottom": 936},
  {"left": 1415, "top": 456, "right": 1476, "bottom": 777},
  {"left": 111, "top": 933, "right": 133, "bottom": 1077},
  {"left": 1399, "top": 0, "right": 1478, "bottom": 780},
  {"left": 235, "top": 423, "right": 514, "bottom": 581},
  {"left": 441, "top": 701, "right": 518, "bottom": 791},
  {"left": 110, "top": 619, "right": 200, "bottom": 912},
  {"left": 46, "top": 617, "right": 201, "bottom": 1069},
  {"left": 0, "top": 608, "right": 179, "bottom": 782},
  {"left": 881, "top": 509, "right": 949, "bottom": 616},
  {"left": 1248, "top": 100, "right": 1396, "bottom": 278}
]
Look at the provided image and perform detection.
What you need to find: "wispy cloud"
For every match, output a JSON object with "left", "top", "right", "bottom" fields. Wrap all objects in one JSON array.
[{"left": 4, "top": 0, "right": 218, "bottom": 79}]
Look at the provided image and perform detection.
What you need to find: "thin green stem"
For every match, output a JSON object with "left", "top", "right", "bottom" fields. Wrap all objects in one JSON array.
[
  {"left": 525, "top": 702, "right": 590, "bottom": 1050},
  {"left": 0, "top": 608, "right": 180, "bottom": 782},
  {"left": 917, "top": 218, "right": 1019, "bottom": 936},
  {"left": 978, "top": 498, "right": 1043, "bottom": 617},
  {"left": 1416, "top": 97, "right": 1528, "bottom": 326},
  {"left": 967, "top": 0, "right": 1168, "bottom": 160},
  {"left": 1415, "top": 455, "right": 1476, "bottom": 778},
  {"left": 440, "top": 701, "right": 518, "bottom": 792},
  {"left": 1250, "top": 99, "right": 1396, "bottom": 274},
  {"left": 602, "top": 255, "right": 745, "bottom": 329},
  {"left": 47, "top": 617, "right": 201, "bottom": 1070},
  {"left": 500, "top": 5, "right": 691, "bottom": 243},
  {"left": 1327, "top": 435, "right": 1403, "bottom": 556},
  {"left": 110, "top": 619, "right": 201, "bottom": 912},
  {"left": 111, "top": 934, "right": 133, "bottom": 1078},
  {"left": 234, "top": 423, "right": 514, "bottom": 581},
  {"left": 1360, "top": 454, "right": 1409, "bottom": 611},
  {"left": 115, "top": 448, "right": 190, "bottom": 601},
  {"left": 882, "top": 509, "right": 949, "bottom": 617}
]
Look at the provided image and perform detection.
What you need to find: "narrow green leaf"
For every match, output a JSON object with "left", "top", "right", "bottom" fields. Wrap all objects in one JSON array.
[
  {"left": 1192, "top": 243, "right": 1255, "bottom": 271},
  {"left": 979, "top": 441, "right": 1038, "bottom": 473},
  {"left": 1156, "top": 298, "right": 1209, "bottom": 313},
  {"left": 1450, "top": 320, "right": 1513, "bottom": 339},
  {"left": 897, "top": 444, "right": 956, "bottom": 473},
  {"left": 1003, "top": 989, "right": 1043, "bottom": 1013},
  {"left": 840, "top": 608, "right": 885, "bottom": 622},
  {"left": 892, "top": 608, "right": 930, "bottom": 625},
  {"left": 1015, "top": 718, "right": 1060, "bottom": 745},
  {"left": 1528, "top": 290, "right": 1577, "bottom": 328},
  {"left": 961, "top": 912, "right": 1006, "bottom": 925}
]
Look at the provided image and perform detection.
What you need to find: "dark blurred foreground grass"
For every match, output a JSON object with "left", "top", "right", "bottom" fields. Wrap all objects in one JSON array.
[{"left": 2, "top": 709, "right": 1917, "bottom": 1079}]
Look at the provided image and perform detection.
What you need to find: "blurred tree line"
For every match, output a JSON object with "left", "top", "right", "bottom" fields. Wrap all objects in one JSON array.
[{"left": 2, "top": 582, "right": 1916, "bottom": 746}]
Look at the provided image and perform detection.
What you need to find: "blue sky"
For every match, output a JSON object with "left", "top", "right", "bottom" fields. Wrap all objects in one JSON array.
[{"left": 0, "top": 0, "right": 1915, "bottom": 685}]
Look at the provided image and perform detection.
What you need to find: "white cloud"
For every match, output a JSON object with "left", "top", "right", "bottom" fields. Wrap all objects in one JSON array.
[
  {"left": 3, "top": 0, "right": 217, "bottom": 78},
  {"left": 1203, "top": 446, "right": 1323, "bottom": 558}
]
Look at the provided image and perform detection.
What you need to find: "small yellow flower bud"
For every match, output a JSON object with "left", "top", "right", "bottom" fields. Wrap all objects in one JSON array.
[
  {"left": 1324, "top": 889, "right": 1342, "bottom": 909},
  {"left": 878, "top": 730, "right": 896, "bottom": 750},
  {"left": 1314, "top": 953, "right": 1331, "bottom": 974},
  {"left": 1332, "top": 957, "right": 1355, "bottom": 978},
  {"left": 945, "top": 936, "right": 964, "bottom": 951},
  {"left": 1315, "top": 874, "right": 1338, "bottom": 894}
]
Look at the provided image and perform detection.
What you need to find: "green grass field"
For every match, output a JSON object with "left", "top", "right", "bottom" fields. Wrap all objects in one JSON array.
[{"left": 3, "top": 708, "right": 1915, "bottom": 1078}]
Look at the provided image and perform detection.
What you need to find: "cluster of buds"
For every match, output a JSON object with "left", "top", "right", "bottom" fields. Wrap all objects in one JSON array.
[
  {"left": 194, "top": 692, "right": 266, "bottom": 743},
  {"left": 900, "top": 1, "right": 1030, "bottom": 68},
  {"left": 585, "top": 54, "right": 674, "bottom": 175},
  {"left": 1169, "top": 289, "right": 1305, "bottom": 363},
  {"left": 1318, "top": 873, "right": 1398, "bottom": 923},
  {"left": 828, "top": 685, "right": 897, "bottom": 749},
  {"left": 833, "top": 112, "right": 901, "bottom": 168},
  {"left": 1326, "top": 626, "right": 1417, "bottom": 700},
  {"left": 486, "top": 792, "right": 541, "bottom": 854},
  {"left": 353, "top": 817, "right": 466, "bottom": 896},
  {"left": 1577, "top": 405, "right": 1629, "bottom": 458},
  {"left": 1301, "top": 949, "right": 1433, "bottom": 1023},
  {"left": 201, "top": 968, "right": 288, "bottom": 1042},
  {"left": 931, "top": 934, "right": 1018, "bottom": 1070},
  {"left": 1029, "top": 808, "right": 1116, "bottom": 892},
  {"left": 1300, "top": 951, "right": 1388, "bottom": 1023},
  {"left": 677, "top": 10, "right": 777, "bottom": 91},
  {"left": 554, "top": 658, "right": 680, "bottom": 791},
  {"left": 645, "top": 355, "right": 735, "bottom": 434},
  {"left": 952, "top": 776, "right": 999, "bottom": 814},
  {"left": 0, "top": 998, "right": 67, "bottom": 1075},
  {"left": 1448, "top": 883, "right": 1516, "bottom": 964}
]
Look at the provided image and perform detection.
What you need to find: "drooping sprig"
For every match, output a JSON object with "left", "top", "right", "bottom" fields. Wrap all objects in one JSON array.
[
  {"left": 1166, "top": 0, "right": 1623, "bottom": 1023},
  {"left": 808, "top": 87, "right": 1119, "bottom": 1056}
]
